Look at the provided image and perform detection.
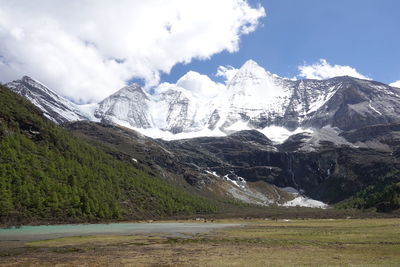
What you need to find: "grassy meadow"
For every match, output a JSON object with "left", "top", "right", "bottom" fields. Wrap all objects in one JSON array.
[{"left": 1, "top": 218, "right": 399, "bottom": 266}]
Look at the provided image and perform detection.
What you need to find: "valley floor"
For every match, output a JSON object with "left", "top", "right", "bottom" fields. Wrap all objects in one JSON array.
[{"left": 1, "top": 218, "right": 400, "bottom": 266}]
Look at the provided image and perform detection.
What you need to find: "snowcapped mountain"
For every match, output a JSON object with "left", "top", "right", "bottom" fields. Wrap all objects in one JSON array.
[
  {"left": 94, "top": 84, "right": 152, "bottom": 129},
  {"left": 6, "top": 64, "right": 400, "bottom": 212},
  {"left": 149, "top": 84, "right": 202, "bottom": 133},
  {"left": 6, "top": 76, "right": 90, "bottom": 124},
  {"left": 300, "top": 77, "right": 400, "bottom": 130},
  {"left": 207, "top": 60, "right": 400, "bottom": 134},
  {"left": 210, "top": 59, "right": 293, "bottom": 130},
  {"left": 7, "top": 60, "right": 400, "bottom": 143}
]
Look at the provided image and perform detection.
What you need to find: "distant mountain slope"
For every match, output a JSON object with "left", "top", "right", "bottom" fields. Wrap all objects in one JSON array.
[
  {"left": 65, "top": 120, "right": 400, "bottom": 211},
  {"left": 0, "top": 85, "right": 216, "bottom": 225},
  {"left": 89, "top": 60, "right": 400, "bottom": 136},
  {"left": 6, "top": 76, "right": 90, "bottom": 124},
  {"left": 163, "top": 130, "right": 400, "bottom": 204},
  {"left": 95, "top": 84, "right": 152, "bottom": 129},
  {"left": 301, "top": 77, "right": 400, "bottom": 130},
  {"left": 8, "top": 60, "right": 400, "bottom": 142},
  {"left": 65, "top": 121, "right": 300, "bottom": 207},
  {"left": 3, "top": 79, "right": 399, "bottom": 214}
]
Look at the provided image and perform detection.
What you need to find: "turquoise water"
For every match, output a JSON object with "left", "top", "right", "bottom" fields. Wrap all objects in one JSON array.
[{"left": 0, "top": 222, "right": 238, "bottom": 241}]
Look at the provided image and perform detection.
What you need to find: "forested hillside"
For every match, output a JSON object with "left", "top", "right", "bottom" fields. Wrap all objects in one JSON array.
[{"left": 0, "top": 85, "right": 216, "bottom": 225}]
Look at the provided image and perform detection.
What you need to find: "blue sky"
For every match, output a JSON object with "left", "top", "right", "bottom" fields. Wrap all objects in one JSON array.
[{"left": 162, "top": 0, "right": 400, "bottom": 85}]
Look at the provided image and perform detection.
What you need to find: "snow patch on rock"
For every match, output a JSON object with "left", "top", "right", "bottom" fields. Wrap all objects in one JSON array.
[
  {"left": 133, "top": 127, "right": 226, "bottom": 141},
  {"left": 258, "top": 126, "right": 313, "bottom": 144},
  {"left": 283, "top": 196, "right": 327, "bottom": 208},
  {"left": 281, "top": 187, "right": 327, "bottom": 208}
]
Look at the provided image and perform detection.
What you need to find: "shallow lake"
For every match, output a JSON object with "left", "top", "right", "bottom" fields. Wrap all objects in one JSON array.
[{"left": 0, "top": 222, "right": 239, "bottom": 241}]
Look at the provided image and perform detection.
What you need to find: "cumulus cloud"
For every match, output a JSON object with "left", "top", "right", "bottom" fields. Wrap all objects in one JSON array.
[
  {"left": 215, "top": 65, "right": 239, "bottom": 83},
  {"left": 390, "top": 81, "right": 400, "bottom": 88},
  {"left": 0, "top": 0, "right": 265, "bottom": 103},
  {"left": 154, "top": 70, "right": 225, "bottom": 101},
  {"left": 298, "top": 59, "right": 370, "bottom": 80},
  {"left": 176, "top": 71, "right": 225, "bottom": 98}
]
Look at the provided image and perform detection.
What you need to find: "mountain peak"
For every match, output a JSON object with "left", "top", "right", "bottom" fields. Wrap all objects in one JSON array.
[
  {"left": 19, "top": 75, "right": 51, "bottom": 91},
  {"left": 21, "top": 75, "right": 34, "bottom": 82},
  {"left": 10, "top": 66, "right": 400, "bottom": 139},
  {"left": 16, "top": 75, "right": 67, "bottom": 100},
  {"left": 234, "top": 59, "right": 278, "bottom": 81},
  {"left": 7, "top": 75, "right": 89, "bottom": 124},
  {"left": 95, "top": 83, "right": 152, "bottom": 129},
  {"left": 240, "top": 59, "right": 262, "bottom": 71},
  {"left": 119, "top": 83, "right": 143, "bottom": 93},
  {"left": 110, "top": 83, "right": 148, "bottom": 99}
]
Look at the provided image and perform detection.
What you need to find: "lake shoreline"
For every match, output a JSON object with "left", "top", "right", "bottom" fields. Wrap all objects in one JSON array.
[
  {"left": 0, "top": 222, "right": 241, "bottom": 242},
  {"left": 1, "top": 206, "right": 400, "bottom": 229}
]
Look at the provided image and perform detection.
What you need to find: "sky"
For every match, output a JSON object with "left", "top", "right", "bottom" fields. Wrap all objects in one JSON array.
[
  {"left": 0, "top": 0, "right": 399, "bottom": 103},
  {"left": 164, "top": 0, "right": 400, "bottom": 84}
]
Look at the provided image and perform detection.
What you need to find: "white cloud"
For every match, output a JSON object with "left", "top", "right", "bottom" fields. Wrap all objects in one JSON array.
[
  {"left": 390, "top": 81, "right": 400, "bottom": 88},
  {"left": 216, "top": 65, "right": 239, "bottom": 83},
  {"left": 298, "top": 59, "right": 370, "bottom": 80},
  {"left": 0, "top": 0, "right": 265, "bottom": 103},
  {"left": 176, "top": 71, "right": 225, "bottom": 99},
  {"left": 152, "top": 70, "right": 225, "bottom": 100}
]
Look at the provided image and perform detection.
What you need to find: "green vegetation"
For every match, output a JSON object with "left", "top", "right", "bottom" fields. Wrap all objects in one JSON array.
[
  {"left": 0, "top": 85, "right": 216, "bottom": 224},
  {"left": 337, "top": 181, "right": 400, "bottom": 212},
  {"left": 1, "top": 219, "right": 399, "bottom": 266}
]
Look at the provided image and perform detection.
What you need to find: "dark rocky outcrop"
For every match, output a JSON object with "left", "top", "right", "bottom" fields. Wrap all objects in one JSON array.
[{"left": 66, "top": 122, "right": 400, "bottom": 205}]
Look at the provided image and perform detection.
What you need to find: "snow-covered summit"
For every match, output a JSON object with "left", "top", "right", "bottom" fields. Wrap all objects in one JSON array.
[
  {"left": 94, "top": 83, "right": 152, "bottom": 129},
  {"left": 6, "top": 76, "right": 90, "bottom": 124},
  {"left": 228, "top": 59, "right": 289, "bottom": 106},
  {"left": 212, "top": 60, "right": 292, "bottom": 129},
  {"left": 149, "top": 83, "right": 199, "bottom": 133},
  {"left": 8, "top": 60, "right": 400, "bottom": 143}
]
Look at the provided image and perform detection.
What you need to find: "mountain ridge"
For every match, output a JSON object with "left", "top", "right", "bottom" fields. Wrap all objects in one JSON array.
[
  {"left": 6, "top": 76, "right": 90, "bottom": 124},
  {"left": 0, "top": 84, "right": 218, "bottom": 224},
  {"left": 3, "top": 75, "right": 400, "bottom": 214},
  {"left": 6, "top": 60, "right": 400, "bottom": 142}
]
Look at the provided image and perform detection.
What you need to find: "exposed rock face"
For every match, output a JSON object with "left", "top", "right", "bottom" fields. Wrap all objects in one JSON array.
[
  {"left": 162, "top": 130, "right": 400, "bottom": 203},
  {"left": 6, "top": 76, "right": 89, "bottom": 124},
  {"left": 301, "top": 77, "right": 400, "bottom": 130},
  {"left": 66, "top": 122, "right": 294, "bottom": 205},
  {"left": 66, "top": 121, "right": 400, "bottom": 205}
]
